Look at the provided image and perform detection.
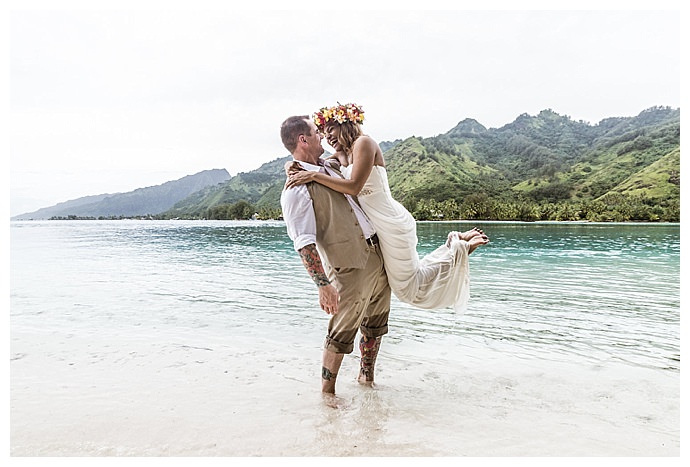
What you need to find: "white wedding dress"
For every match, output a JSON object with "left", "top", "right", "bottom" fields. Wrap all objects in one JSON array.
[{"left": 342, "top": 165, "right": 471, "bottom": 313}]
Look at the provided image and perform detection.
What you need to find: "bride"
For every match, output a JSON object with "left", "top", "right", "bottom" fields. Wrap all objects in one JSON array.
[{"left": 285, "top": 103, "right": 488, "bottom": 312}]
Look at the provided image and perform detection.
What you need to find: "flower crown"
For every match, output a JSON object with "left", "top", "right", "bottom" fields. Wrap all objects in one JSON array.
[{"left": 313, "top": 102, "right": 365, "bottom": 129}]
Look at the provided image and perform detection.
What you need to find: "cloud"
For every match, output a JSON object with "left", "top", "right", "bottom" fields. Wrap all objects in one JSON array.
[{"left": 9, "top": 7, "right": 681, "bottom": 215}]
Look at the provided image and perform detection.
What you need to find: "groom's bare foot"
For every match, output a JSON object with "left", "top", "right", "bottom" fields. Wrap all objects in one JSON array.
[
  {"left": 357, "top": 373, "right": 377, "bottom": 388},
  {"left": 322, "top": 393, "right": 349, "bottom": 409}
]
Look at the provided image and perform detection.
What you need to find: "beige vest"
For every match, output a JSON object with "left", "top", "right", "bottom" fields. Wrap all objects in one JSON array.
[{"left": 306, "top": 181, "right": 370, "bottom": 269}]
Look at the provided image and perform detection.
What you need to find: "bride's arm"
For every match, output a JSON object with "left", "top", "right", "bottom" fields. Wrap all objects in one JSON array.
[{"left": 285, "top": 136, "right": 377, "bottom": 195}]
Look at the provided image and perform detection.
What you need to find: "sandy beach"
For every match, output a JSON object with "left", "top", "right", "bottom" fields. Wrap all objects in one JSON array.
[{"left": 10, "top": 327, "right": 680, "bottom": 458}]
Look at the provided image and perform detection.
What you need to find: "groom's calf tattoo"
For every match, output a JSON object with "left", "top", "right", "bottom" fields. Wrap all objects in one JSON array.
[
  {"left": 359, "top": 336, "right": 382, "bottom": 382},
  {"left": 299, "top": 244, "right": 331, "bottom": 287},
  {"left": 322, "top": 366, "right": 337, "bottom": 381}
]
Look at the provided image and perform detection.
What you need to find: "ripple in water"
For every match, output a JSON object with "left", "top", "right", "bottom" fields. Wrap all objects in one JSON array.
[{"left": 10, "top": 220, "right": 680, "bottom": 372}]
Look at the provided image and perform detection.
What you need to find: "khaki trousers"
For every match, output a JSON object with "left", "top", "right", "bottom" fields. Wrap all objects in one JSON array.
[{"left": 323, "top": 244, "right": 391, "bottom": 354}]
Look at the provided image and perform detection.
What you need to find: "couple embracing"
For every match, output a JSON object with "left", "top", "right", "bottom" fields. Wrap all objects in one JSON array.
[{"left": 279, "top": 103, "right": 489, "bottom": 398}]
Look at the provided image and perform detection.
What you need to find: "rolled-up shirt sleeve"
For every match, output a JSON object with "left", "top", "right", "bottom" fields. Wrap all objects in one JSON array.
[{"left": 281, "top": 184, "right": 317, "bottom": 251}]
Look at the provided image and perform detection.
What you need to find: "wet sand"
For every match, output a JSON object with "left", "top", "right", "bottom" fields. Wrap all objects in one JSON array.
[{"left": 10, "top": 328, "right": 680, "bottom": 457}]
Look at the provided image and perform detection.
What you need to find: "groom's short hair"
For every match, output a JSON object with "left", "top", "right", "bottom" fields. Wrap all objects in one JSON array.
[{"left": 280, "top": 115, "right": 311, "bottom": 153}]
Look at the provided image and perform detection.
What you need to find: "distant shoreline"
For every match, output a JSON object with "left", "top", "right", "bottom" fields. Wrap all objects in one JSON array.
[{"left": 9, "top": 217, "right": 681, "bottom": 225}]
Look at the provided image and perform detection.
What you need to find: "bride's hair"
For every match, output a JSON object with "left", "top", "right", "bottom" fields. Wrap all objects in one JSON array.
[{"left": 333, "top": 121, "right": 363, "bottom": 155}]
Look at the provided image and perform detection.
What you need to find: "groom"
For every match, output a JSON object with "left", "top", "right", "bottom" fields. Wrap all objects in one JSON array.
[{"left": 279, "top": 115, "right": 391, "bottom": 396}]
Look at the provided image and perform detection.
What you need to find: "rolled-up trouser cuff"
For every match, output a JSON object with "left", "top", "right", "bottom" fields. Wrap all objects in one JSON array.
[
  {"left": 324, "top": 335, "right": 354, "bottom": 354},
  {"left": 360, "top": 323, "right": 388, "bottom": 339},
  {"left": 324, "top": 323, "right": 389, "bottom": 354},
  {"left": 323, "top": 245, "right": 391, "bottom": 355}
]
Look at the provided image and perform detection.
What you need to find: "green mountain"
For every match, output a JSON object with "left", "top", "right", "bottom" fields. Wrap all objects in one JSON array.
[
  {"left": 161, "top": 106, "right": 680, "bottom": 222},
  {"left": 13, "top": 169, "right": 231, "bottom": 220},
  {"left": 162, "top": 156, "right": 293, "bottom": 219}
]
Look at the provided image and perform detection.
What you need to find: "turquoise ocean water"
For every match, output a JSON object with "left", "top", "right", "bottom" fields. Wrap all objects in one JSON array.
[{"left": 9, "top": 220, "right": 680, "bottom": 456}]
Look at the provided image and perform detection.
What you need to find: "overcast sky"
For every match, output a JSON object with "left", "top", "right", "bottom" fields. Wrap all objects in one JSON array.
[{"left": 7, "top": 1, "right": 682, "bottom": 216}]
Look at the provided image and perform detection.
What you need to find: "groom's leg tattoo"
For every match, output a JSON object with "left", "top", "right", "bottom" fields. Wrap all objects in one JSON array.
[
  {"left": 322, "top": 366, "right": 337, "bottom": 381},
  {"left": 359, "top": 336, "right": 382, "bottom": 382}
]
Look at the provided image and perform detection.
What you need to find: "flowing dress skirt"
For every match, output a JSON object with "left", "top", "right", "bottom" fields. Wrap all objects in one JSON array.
[{"left": 345, "top": 165, "right": 471, "bottom": 313}]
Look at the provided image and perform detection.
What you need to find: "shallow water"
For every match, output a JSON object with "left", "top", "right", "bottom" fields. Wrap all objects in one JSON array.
[{"left": 9, "top": 220, "right": 680, "bottom": 456}]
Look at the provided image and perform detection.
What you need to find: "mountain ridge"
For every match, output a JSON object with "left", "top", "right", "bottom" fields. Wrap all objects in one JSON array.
[
  {"left": 12, "top": 169, "right": 231, "bottom": 220},
  {"left": 13, "top": 106, "right": 680, "bottom": 222}
]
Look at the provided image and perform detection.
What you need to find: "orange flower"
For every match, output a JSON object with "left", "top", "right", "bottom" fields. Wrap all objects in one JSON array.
[{"left": 313, "top": 103, "right": 365, "bottom": 129}]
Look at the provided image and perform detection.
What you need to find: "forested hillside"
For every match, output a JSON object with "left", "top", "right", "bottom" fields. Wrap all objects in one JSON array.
[{"left": 160, "top": 106, "right": 679, "bottom": 222}]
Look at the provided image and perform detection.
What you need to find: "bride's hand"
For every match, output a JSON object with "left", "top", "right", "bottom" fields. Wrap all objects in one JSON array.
[
  {"left": 284, "top": 161, "right": 304, "bottom": 176},
  {"left": 285, "top": 170, "right": 314, "bottom": 189}
]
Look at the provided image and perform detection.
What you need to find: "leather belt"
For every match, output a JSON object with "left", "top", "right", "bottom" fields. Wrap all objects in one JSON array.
[{"left": 366, "top": 234, "right": 379, "bottom": 246}]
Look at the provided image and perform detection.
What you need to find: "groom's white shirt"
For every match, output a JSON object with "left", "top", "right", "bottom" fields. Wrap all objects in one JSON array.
[{"left": 281, "top": 159, "right": 375, "bottom": 252}]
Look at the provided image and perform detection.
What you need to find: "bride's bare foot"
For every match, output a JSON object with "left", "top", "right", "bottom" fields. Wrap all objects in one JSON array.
[
  {"left": 460, "top": 227, "right": 485, "bottom": 241},
  {"left": 467, "top": 234, "right": 489, "bottom": 254},
  {"left": 446, "top": 228, "right": 486, "bottom": 247}
]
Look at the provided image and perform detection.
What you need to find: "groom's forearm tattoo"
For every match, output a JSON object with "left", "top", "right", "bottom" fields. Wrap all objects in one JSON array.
[{"left": 298, "top": 244, "right": 331, "bottom": 287}]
